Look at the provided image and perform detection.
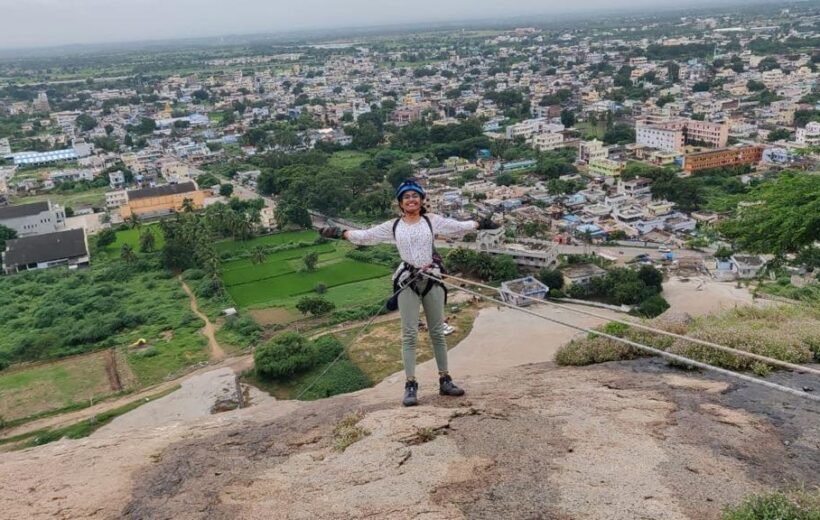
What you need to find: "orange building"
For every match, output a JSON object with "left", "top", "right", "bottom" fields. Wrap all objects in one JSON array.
[
  {"left": 683, "top": 146, "right": 764, "bottom": 175},
  {"left": 120, "top": 181, "right": 205, "bottom": 219}
]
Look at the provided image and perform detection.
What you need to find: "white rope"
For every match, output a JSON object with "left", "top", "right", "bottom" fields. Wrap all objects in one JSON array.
[
  {"left": 440, "top": 272, "right": 820, "bottom": 377},
  {"left": 425, "top": 273, "right": 820, "bottom": 404}
]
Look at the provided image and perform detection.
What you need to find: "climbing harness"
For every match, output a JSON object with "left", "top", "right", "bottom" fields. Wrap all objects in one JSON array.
[{"left": 386, "top": 215, "right": 447, "bottom": 311}]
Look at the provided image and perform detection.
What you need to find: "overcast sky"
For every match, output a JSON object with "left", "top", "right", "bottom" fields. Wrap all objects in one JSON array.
[{"left": 0, "top": 0, "right": 784, "bottom": 49}]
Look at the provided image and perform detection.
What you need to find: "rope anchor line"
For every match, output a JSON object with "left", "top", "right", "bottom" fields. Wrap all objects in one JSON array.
[{"left": 422, "top": 272, "right": 820, "bottom": 405}]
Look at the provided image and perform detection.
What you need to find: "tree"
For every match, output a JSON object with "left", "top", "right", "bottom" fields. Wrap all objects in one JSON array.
[
  {"left": 181, "top": 198, "right": 195, "bottom": 213},
  {"left": 127, "top": 213, "right": 140, "bottom": 230},
  {"left": 303, "top": 251, "right": 319, "bottom": 272},
  {"left": 637, "top": 265, "right": 663, "bottom": 292},
  {"left": 139, "top": 229, "right": 156, "bottom": 253},
  {"left": 603, "top": 123, "right": 635, "bottom": 145},
  {"left": 767, "top": 128, "right": 792, "bottom": 142},
  {"left": 0, "top": 224, "right": 17, "bottom": 251},
  {"left": 633, "top": 294, "right": 670, "bottom": 318},
  {"left": 714, "top": 246, "right": 733, "bottom": 260},
  {"left": 495, "top": 172, "right": 515, "bottom": 186},
  {"left": 95, "top": 228, "right": 115, "bottom": 248},
  {"left": 746, "top": 80, "right": 766, "bottom": 92},
  {"left": 296, "top": 296, "right": 335, "bottom": 316},
  {"left": 76, "top": 113, "right": 97, "bottom": 132},
  {"left": 757, "top": 56, "right": 779, "bottom": 71},
  {"left": 120, "top": 243, "right": 137, "bottom": 263},
  {"left": 254, "top": 332, "right": 316, "bottom": 380},
  {"left": 538, "top": 268, "right": 564, "bottom": 291},
  {"left": 251, "top": 245, "right": 267, "bottom": 265},
  {"left": 720, "top": 172, "right": 820, "bottom": 255},
  {"left": 560, "top": 109, "right": 576, "bottom": 128},
  {"left": 219, "top": 184, "right": 234, "bottom": 197}
]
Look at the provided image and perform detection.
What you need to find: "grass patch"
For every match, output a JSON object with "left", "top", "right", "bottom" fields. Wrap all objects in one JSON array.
[
  {"left": 215, "top": 230, "right": 318, "bottom": 254},
  {"left": 220, "top": 243, "right": 337, "bottom": 286},
  {"left": 0, "top": 386, "right": 180, "bottom": 450},
  {"left": 328, "top": 150, "right": 370, "bottom": 170},
  {"left": 226, "top": 259, "right": 391, "bottom": 307},
  {"left": 722, "top": 488, "right": 820, "bottom": 520},
  {"left": 339, "top": 304, "right": 480, "bottom": 383},
  {"left": 0, "top": 353, "right": 113, "bottom": 422},
  {"left": 332, "top": 411, "right": 369, "bottom": 452},
  {"left": 14, "top": 187, "right": 109, "bottom": 209},
  {"left": 105, "top": 225, "right": 166, "bottom": 253},
  {"left": 555, "top": 305, "right": 820, "bottom": 374}
]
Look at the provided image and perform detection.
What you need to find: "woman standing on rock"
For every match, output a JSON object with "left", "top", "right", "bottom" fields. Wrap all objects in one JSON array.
[{"left": 319, "top": 179, "right": 494, "bottom": 406}]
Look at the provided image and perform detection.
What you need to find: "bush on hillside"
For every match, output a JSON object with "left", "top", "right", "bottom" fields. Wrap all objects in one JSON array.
[
  {"left": 632, "top": 294, "right": 670, "bottom": 318},
  {"left": 254, "top": 332, "right": 317, "bottom": 380},
  {"left": 555, "top": 336, "right": 646, "bottom": 366},
  {"left": 223, "top": 315, "right": 262, "bottom": 344},
  {"left": 296, "top": 360, "right": 371, "bottom": 401}
]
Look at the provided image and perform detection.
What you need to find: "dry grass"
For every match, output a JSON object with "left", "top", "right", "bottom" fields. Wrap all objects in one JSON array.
[
  {"left": 555, "top": 305, "right": 820, "bottom": 374},
  {"left": 332, "top": 411, "right": 369, "bottom": 452},
  {"left": 0, "top": 353, "right": 114, "bottom": 421},
  {"left": 342, "top": 305, "right": 480, "bottom": 384}
]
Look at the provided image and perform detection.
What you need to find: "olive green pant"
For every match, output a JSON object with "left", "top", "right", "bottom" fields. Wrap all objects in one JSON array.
[{"left": 398, "top": 279, "right": 448, "bottom": 380}]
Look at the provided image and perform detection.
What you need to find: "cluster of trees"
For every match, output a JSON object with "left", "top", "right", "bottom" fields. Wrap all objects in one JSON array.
[
  {"left": 251, "top": 150, "right": 395, "bottom": 226},
  {"left": 445, "top": 248, "right": 519, "bottom": 282},
  {"left": 720, "top": 171, "right": 820, "bottom": 257},
  {"left": 296, "top": 296, "right": 335, "bottom": 316},
  {"left": 254, "top": 332, "right": 342, "bottom": 380},
  {"left": 564, "top": 265, "right": 669, "bottom": 317},
  {"left": 0, "top": 224, "right": 17, "bottom": 252}
]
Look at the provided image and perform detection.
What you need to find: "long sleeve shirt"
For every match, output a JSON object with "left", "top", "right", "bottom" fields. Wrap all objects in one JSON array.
[{"left": 347, "top": 214, "right": 477, "bottom": 268}]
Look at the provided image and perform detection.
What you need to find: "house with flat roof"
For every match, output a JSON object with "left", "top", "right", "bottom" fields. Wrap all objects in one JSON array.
[
  {"left": 0, "top": 201, "right": 66, "bottom": 237},
  {"left": 120, "top": 181, "right": 204, "bottom": 220},
  {"left": 2, "top": 228, "right": 89, "bottom": 274}
]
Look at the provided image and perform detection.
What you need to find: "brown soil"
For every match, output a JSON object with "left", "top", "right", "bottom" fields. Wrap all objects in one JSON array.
[
  {"left": 103, "top": 349, "right": 123, "bottom": 392},
  {"left": 249, "top": 306, "right": 300, "bottom": 326}
]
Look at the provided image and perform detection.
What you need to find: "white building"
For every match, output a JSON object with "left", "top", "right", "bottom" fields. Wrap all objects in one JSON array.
[
  {"left": 532, "top": 132, "right": 564, "bottom": 151},
  {"left": 636, "top": 122, "right": 684, "bottom": 153},
  {"left": 796, "top": 122, "right": 820, "bottom": 147},
  {"left": 105, "top": 190, "right": 129, "bottom": 210}
]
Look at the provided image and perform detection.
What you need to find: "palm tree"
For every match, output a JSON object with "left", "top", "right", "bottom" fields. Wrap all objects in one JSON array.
[
  {"left": 120, "top": 243, "right": 137, "bottom": 263},
  {"left": 181, "top": 198, "right": 195, "bottom": 213},
  {"left": 139, "top": 228, "right": 156, "bottom": 253},
  {"left": 251, "top": 245, "right": 267, "bottom": 265},
  {"left": 127, "top": 213, "right": 140, "bottom": 230}
]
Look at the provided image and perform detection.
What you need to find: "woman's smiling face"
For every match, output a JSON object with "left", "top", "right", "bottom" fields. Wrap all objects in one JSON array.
[{"left": 400, "top": 190, "right": 422, "bottom": 213}]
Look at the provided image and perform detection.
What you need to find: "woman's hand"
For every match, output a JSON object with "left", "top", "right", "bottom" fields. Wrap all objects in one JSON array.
[{"left": 319, "top": 226, "right": 345, "bottom": 239}]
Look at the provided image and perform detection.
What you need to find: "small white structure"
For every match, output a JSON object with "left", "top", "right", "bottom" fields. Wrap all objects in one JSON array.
[{"left": 499, "top": 276, "right": 549, "bottom": 307}]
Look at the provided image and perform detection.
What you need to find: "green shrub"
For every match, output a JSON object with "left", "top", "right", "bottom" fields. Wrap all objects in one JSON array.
[
  {"left": 297, "top": 360, "right": 371, "bottom": 400},
  {"left": 633, "top": 294, "right": 671, "bottom": 318},
  {"left": 223, "top": 315, "right": 262, "bottom": 343},
  {"left": 314, "top": 282, "right": 328, "bottom": 294},
  {"left": 254, "top": 332, "right": 317, "bottom": 380},
  {"left": 183, "top": 268, "right": 206, "bottom": 281},
  {"left": 312, "top": 336, "right": 344, "bottom": 364},
  {"left": 555, "top": 336, "right": 646, "bottom": 366},
  {"left": 296, "top": 296, "right": 336, "bottom": 316},
  {"left": 722, "top": 490, "right": 820, "bottom": 520},
  {"left": 549, "top": 289, "right": 566, "bottom": 298}
]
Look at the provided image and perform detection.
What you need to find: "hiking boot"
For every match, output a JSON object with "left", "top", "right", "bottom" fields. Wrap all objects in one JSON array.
[
  {"left": 439, "top": 374, "right": 465, "bottom": 397},
  {"left": 402, "top": 380, "right": 419, "bottom": 407}
]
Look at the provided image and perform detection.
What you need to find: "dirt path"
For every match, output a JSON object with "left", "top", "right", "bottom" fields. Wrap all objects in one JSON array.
[
  {"left": 0, "top": 354, "right": 251, "bottom": 442},
  {"left": 179, "top": 278, "right": 226, "bottom": 361},
  {"left": 308, "top": 313, "right": 401, "bottom": 340},
  {"left": 103, "top": 349, "right": 123, "bottom": 392}
]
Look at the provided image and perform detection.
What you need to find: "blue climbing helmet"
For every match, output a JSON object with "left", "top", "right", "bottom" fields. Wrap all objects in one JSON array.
[{"left": 395, "top": 179, "right": 426, "bottom": 201}]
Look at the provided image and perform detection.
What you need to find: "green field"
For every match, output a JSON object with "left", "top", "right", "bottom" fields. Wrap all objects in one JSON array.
[
  {"left": 221, "top": 243, "right": 338, "bottom": 285},
  {"left": 13, "top": 187, "right": 108, "bottom": 209},
  {"left": 215, "top": 230, "right": 318, "bottom": 254},
  {"left": 328, "top": 150, "right": 370, "bottom": 170},
  {"left": 226, "top": 259, "right": 391, "bottom": 307},
  {"left": 0, "top": 353, "right": 113, "bottom": 421},
  {"left": 105, "top": 225, "right": 166, "bottom": 252}
]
